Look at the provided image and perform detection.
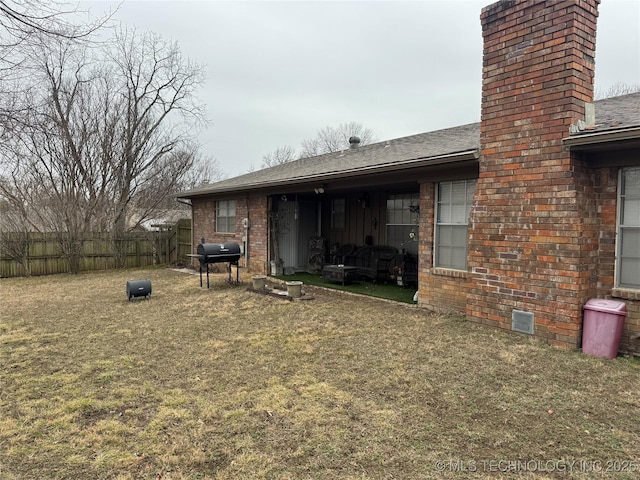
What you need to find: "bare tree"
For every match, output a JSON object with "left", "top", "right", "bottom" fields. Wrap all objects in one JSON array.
[
  {"left": 0, "top": 41, "right": 111, "bottom": 272},
  {"left": 107, "top": 29, "right": 206, "bottom": 238},
  {"left": 179, "top": 153, "right": 226, "bottom": 190},
  {"left": 0, "top": 0, "right": 111, "bottom": 46},
  {"left": 0, "top": 198, "right": 32, "bottom": 275},
  {"left": 0, "top": 1, "right": 114, "bottom": 131},
  {"left": 261, "top": 145, "right": 297, "bottom": 168},
  {"left": 260, "top": 122, "right": 377, "bottom": 169},
  {"left": 595, "top": 82, "right": 640, "bottom": 100},
  {"left": 0, "top": 28, "right": 207, "bottom": 271},
  {"left": 300, "top": 121, "right": 377, "bottom": 158}
]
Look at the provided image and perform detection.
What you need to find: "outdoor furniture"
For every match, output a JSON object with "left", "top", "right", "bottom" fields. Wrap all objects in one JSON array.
[
  {"left": 322, "top": 265, "right": 359, "bottom": 286},
  {"left": 345, "top": 245, "right": 399, "bottom": 283},
  {"left": 329, "top": 243, "right": 356, "bottom": 265}
]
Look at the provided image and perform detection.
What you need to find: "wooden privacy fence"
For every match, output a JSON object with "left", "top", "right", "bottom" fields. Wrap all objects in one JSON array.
[
  {"left": 174, "top": 218, "right": 194, "bottom": 267},
  {"left": 0, "top": 219, "right": 192, "bottom": 277}
]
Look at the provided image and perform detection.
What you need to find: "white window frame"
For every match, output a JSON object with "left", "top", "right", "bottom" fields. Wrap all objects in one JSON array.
[
  {"left": 386, "top": 193, "right": 420, "bottom": 255},
  {"left": 616, "top": 167, "right": 640, "bottom": 290},
  {"left": 434, "top": 179, "right": 476, "bottom": 270},
  {"left": 216, "top": 199, "right": 236, "bottom": 233}
]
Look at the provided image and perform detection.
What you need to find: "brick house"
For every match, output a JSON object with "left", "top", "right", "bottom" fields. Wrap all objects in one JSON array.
[{"left": 178, "top": 0, "right": 640, "bottom": 355}]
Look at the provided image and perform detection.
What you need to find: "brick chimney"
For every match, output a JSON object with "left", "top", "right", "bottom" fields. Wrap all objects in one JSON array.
[{"left": 467, "top": 0, "right": 600, "bottom": 347}]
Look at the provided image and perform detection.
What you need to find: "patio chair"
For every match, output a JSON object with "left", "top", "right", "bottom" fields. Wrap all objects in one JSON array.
[
  {"left": 330, "top": 243, "right": 356, "bottom": 265},
  {"left": 348, "top": 245, "right": 398, "bottom": 283}
]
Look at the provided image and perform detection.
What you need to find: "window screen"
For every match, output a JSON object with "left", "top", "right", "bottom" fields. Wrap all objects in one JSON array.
[
  {"left": 216, "top": 200, "right": 236, "bottom": 233},
  {"left": 386, "top": 194, "right": 420, "bottom": 255},
  {"left": 618, "top": 167, "right": 640, "bottom": 289},
  {"left": 435, "top": 180, "right": 476, "bottom": 270}
]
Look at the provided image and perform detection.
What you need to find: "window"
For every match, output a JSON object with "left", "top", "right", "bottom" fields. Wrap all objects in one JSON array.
[
  {"left": 617, "top": 167, "right": 640, "bottom": 289},
  {"left": 435, "top": 179, "right": 476, "bottom": 270},
  {"left": 386, "top": 194, "right": 420, "bottom": 255},
  {"left": 216, "top": 200, "right": 236, "bottom": 233},
  {"left": 331, "top": 198, "right": 345, "bottom": 230}
]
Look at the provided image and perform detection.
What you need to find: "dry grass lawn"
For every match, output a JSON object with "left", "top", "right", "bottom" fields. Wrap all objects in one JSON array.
[{"left": 1, "top": 267, "right": 639, "bottom": 479}]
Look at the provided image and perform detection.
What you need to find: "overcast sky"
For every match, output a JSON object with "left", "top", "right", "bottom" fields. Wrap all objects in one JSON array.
[{"left": 83, "top": 0, "right": 640, "bottom": 177}]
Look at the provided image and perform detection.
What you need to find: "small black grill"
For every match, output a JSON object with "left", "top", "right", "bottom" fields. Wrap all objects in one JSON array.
[
  {"left": 189, "top": 242, "right": 242, "bottom": 288},
  {"left": 126, "top": 279, "right": 152, "bottom": 300}
]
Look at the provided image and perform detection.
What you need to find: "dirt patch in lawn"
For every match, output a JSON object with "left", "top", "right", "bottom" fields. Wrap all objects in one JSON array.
[{"left": 1, "top": 268, "right": 639, "bottom": 479}]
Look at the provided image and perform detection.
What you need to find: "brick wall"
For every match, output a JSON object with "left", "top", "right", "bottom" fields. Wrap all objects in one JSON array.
[
  {"left": 191, "top": 195, "right": 269, "bottom": 274},
  {"left": 592, "top": 167, "right": 640, "bottom": 354},
  {"left": 467, "top": 0, "right": 601, "bottom": 348},
  {"left": 246, "top": 195, "right": 268, "bottom": 273},
  {"left": 594, "top": 168, "right": 618, "bottom": 298},
  {"left": 192, "top": 199, "right": 216, "bottom": 249},
  {"left": 417, "top": 182, "right": 469, "bottom": 314},
  {"left": 620, "top": 298, "right": 640, "bottom": 355}
]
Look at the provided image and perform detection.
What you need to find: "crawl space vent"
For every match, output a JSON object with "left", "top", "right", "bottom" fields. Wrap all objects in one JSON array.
[{"left": 512, "top": 310, "right": 534, "bottom": 335}]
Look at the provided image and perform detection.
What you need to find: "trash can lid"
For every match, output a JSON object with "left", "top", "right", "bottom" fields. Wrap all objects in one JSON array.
[{"left": 584, "top": 298, "right": 627, "bottom": 316}]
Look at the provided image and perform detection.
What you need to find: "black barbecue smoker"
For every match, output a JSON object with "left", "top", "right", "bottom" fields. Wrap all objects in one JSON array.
[
  {"left": 126, "top": 279, "right": 152, "bottom": 300},
  {"left": 189, "top": 242, "right": 242, "bottom": 288}
]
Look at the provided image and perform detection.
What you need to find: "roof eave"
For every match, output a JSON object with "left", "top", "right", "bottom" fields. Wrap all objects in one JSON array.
[
  {"left": 562, "top": 125, "right": 640, "bottom": 150},
  {"left": 178, "top": 149, "right": 479, "bottom": 199}
]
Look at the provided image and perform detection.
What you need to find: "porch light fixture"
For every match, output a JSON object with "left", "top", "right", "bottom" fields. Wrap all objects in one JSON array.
[{"left": 314, "top": 187, "right": 325, "bottom": 194}]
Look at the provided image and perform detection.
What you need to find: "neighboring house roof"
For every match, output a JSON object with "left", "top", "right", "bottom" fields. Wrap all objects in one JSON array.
[
  {"left": 179, "top": 93, "right": 640, "bottom": 199},
  {"left": 134, "top": 209, "right": 191, "bottom": 231}
]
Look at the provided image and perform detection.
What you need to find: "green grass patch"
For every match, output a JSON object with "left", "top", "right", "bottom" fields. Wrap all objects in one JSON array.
[{"left": 275, "top": 271, "right": 417, "bottom": 304}]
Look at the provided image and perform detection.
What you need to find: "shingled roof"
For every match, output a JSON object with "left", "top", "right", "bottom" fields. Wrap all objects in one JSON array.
[
  {"left": 582, "top": 92, "right": 640, "bottom": 132},
  {"left": 179, "top": 93, "right": 640, "bottom": 198}
]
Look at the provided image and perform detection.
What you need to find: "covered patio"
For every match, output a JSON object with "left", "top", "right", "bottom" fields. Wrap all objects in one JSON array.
[{"left": 268, "top": 184, "right": 421, "bottom": 285}]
